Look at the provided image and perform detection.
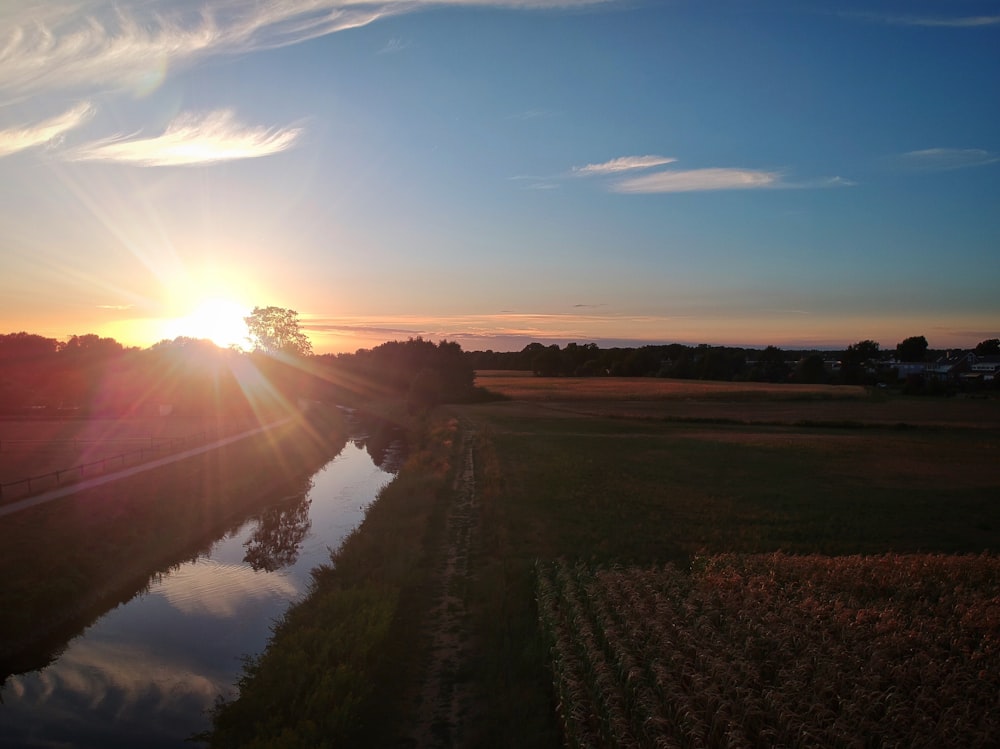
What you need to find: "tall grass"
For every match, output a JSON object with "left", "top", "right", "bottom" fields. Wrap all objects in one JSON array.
[{"left": 205, "top": 414, "right": 462, "bottom": 748}]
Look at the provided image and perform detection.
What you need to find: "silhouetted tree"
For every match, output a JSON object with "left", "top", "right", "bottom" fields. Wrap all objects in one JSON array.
[
  {"left": 0, "top": 332, "right": 59, "bottom": 409},
  {"left": 896, "top": 335, "right": 929, "bottom": 363},
  {"left": 531, "top": 345, "right": 563, "bottom": 376},
  {"left": 244, "top": 306, "right": 313, "bottom": 357},
  {"left": 329, "top": 337, "right": 475, "bottom": 403},
  {"left": 794, "top": 355, "right": 827, "bottom": 384},
  {"left": 840, "top": 339, "right": 881, "bottom": 384},
  {"left": 408, "top": 368, "right": 443, "bottom": 411},
  {"left": 974, "top": 339, "right": 1000, "bottom": 356},
  {"left": 749, "top": 346, "right": 790, "bottom": 382}
]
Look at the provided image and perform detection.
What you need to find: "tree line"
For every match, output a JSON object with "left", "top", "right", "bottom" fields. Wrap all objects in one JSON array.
[
  {"left": 3, "top": 313, "right": 998, "bottom": 417},
  {"left": 465, "top": 336, "right": 1000, "bottom": 387}
]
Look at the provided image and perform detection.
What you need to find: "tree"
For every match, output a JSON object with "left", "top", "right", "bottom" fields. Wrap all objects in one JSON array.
[
  {"left": 244, "top": 306, "right": 313, "bottom": 357},
  {"left": 843, "top": 339, "right": 880, "bottom": 365},
  {"left": 896, "top": 335, "right": 928, "bottom": 363},
  {"left": 794, "top": 355, "right": 827, "bottom": 384},
  {"left": 840, "top": 339, "right": 880, "bottom": 385},
  {"left": 974, "top": 339, "right": 1000, "bottom": 356}
]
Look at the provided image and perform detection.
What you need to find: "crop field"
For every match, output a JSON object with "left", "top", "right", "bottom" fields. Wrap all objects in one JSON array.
[
  {"left": 474, "top": 371, "right": 1000, "bottom": 429},
  {"left": 536, "top": 554, "right": 1000, "bottom": 748},
  {"left": 444, "top": 377, "right": 1000, "bottom": 747},
  {"left": 475, "top": 371, "right": 868, "bottom": 401}
]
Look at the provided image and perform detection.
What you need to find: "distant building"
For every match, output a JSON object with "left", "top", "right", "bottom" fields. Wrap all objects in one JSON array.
[
  {"left": 925, "top": 351, "right": 973, "bottom": 383},
  {"left": 970, "top": 355, "right": 1000, "bottom": 382}
]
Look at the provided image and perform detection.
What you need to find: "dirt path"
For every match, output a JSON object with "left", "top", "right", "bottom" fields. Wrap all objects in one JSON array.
[
  {"left": 402, "top": 429, "right": 481, "bottom": 747},
  {"left": 0, "top": 418, "right": 292, "bottom": 519}
]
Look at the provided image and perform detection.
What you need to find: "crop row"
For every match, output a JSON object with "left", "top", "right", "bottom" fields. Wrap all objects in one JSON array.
[{"left": 536, "top": 553, "right": 1000, "bottom": 748}]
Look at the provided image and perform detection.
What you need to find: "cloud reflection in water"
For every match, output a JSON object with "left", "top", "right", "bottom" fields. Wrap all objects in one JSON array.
[{"left": 155, "top": 558, "right": 300, "bottom": 618}]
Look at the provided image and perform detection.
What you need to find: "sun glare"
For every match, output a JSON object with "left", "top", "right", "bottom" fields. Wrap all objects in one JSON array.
[{"left": 169, "top": 298, "right": 251, "bottom": 349}]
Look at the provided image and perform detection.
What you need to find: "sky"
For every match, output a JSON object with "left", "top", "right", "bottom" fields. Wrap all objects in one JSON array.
[{"left": 0, "top": 0, "right": 997, "bottom": 355}]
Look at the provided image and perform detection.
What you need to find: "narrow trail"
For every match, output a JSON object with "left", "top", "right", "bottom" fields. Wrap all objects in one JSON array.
[
  {"left": 0, "top": 418, "right": 292, "bottom": 519},
  {"left": 404, "top": 429, "right": 481, "bottom": 747}
]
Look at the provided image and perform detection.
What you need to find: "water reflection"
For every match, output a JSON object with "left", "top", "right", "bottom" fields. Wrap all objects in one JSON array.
[
  {"left": 0, "top": 438, "right": 400, "bottom": 748},
  {"left": 158, "top": 561, "right": 299, "bottom": 618},
  {"left": 243, "top": 483, "right": 313, "bottom": 572}
]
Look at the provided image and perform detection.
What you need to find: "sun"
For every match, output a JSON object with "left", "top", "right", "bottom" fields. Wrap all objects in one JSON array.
[{"left": 173, "top": 297, "right": 251, "bottom": 349}]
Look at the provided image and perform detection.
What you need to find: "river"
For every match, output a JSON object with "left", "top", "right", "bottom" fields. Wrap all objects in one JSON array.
[{"left": 0, "top": 431, "right": 401, "bottom": 748}]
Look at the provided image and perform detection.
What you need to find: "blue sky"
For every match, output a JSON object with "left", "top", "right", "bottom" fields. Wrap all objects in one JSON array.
[{"left": 1, "top": 0, "right": 997, "bottom": 353}]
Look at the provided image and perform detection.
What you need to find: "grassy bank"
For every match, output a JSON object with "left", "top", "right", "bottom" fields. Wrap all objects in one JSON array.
[
  {"left": 204, "top": 380, "right": 999, "bottom": 747},
  {"left": 0, "top": 405, "right": 348, "bottom": 677},
  {"left": 206, "top": 413, "right": 462, "bottom": 748}
]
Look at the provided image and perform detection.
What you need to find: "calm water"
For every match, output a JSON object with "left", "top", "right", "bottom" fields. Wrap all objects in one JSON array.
[{"left": 0, "top": 437, "right": 399, "bottom": 748}]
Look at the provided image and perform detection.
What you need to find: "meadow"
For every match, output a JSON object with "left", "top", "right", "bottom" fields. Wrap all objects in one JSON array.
[
  {"left": 196, "top": 376, "right": 1000, "bottom": 746},
  {"left": 0, "top": 414, "right": 258, "bottom": 495},
  {"left": 445, "top": 375, "right": 1000, "bottom": 746}
]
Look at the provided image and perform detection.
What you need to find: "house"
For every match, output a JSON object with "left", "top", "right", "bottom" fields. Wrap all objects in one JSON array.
[
  {"left": 925, "top": 351, "right": 973, "bottom": 383},
  {"left": 970, "top": 355, "right": 1000, "bottom": 382}
]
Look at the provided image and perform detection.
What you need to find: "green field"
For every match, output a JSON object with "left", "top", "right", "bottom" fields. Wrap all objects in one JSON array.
[
  {"left": 0, "top": 414, "right": 258, "bottom": 496},
  {"left": 446, "top": 381, "right": 1000, "bottom": 746},
  {"left": 207, "top": 379, "right": 1000, "bottom": 747}
]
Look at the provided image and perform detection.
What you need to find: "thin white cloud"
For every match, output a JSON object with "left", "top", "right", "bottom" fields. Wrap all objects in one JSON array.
[
  {"left": 866, "top": 13, "right": 1000, "bottom": 28},
  {"left": 157, "top": 559, "right": 299, "bottom": 618},
  {"left": 69, "top": 109, "right": 302, "bottom": 166},
  {"left": 506, "top": 108, "right": 558, "bottom": 120},
  {"left": 0, "top": 101, "right": 93, "bottom": 157},
  {"left": 0, "top": 1, "right": 610, "bottom": 97},
  {"left": 613, "top": 167, "right": 783, "bottom": 193},
  {"left": 378, "top": 36, "right": 409, "bottom": 54},
  {"left": 898, "top": 148, "right": 1000, "bottom": 171},
  {"left": 573, "top": 154, "right": 676, "bottom": 176}
]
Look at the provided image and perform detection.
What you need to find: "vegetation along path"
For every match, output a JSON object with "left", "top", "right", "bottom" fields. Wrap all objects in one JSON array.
[{"left": 403, "top": 426, "right": 481, "bottom": 747}]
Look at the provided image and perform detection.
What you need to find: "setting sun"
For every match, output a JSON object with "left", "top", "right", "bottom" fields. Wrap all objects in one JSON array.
[{"left": 167, "top": 298, "right": 251, "bottom": 349}]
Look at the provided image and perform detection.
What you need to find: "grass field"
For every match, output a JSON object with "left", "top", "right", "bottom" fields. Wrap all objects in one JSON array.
[
  {"left": 191, "top": 377, "right": 1000, "bottom": 746},
  {"left": 0, "top": 414, "right": 258, "bottom": 491},
  {"left": 443, "top": 375, "right": 1000, "bottom": 746}
]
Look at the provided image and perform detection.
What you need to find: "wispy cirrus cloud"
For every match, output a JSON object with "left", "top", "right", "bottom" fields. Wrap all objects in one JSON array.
[
  {"left": 897, "top": 148, "right": 1000, "bottom": 171},
  {"left": 0, "top": 1, "right": 610, "bottom": 98},
  {"left": 506, "top": 108, "right": 559, "bottom": 121},
  {"left": 69, "top": 110, "right": 302, "bottom": 166},
  {"left": 0, "top": 102, "right": 94, "bottom": 157},
  {"left": 850, "top": 12, "right": 1000, "bottom": 28},
  {"left": 527, "top": 154, "right": 852, "bottom": 194},
  {"left": 378, "top": 36, "right": 409, "bottom": 54},
  {"left": 614, "top": 166, "right": 783, "bottom": 193},
  {"left": 572, "top": 154, "right": 676, "bottom": 176},
  {"left": 96, "top": 303, "right": 134, "bottom": 311}
]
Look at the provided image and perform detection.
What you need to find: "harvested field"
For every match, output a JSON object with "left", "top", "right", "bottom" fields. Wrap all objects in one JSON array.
[
  {"left": 476, "top": 372, "right": 867, "bottom": 402},
  {"left": 474, "top": 372, "right": 1000, "bottom": 429}
]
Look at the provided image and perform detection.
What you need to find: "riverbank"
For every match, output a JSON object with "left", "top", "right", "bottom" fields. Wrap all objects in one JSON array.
[
  {"left": 204, "top": 382, "right": 1000, "bottom": 747},
  {"left": 206, "top": 410, "right": 462, "bottom": 746},
  {"left": 0, "top": 405, "right": 350, "bottom": 679}
]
